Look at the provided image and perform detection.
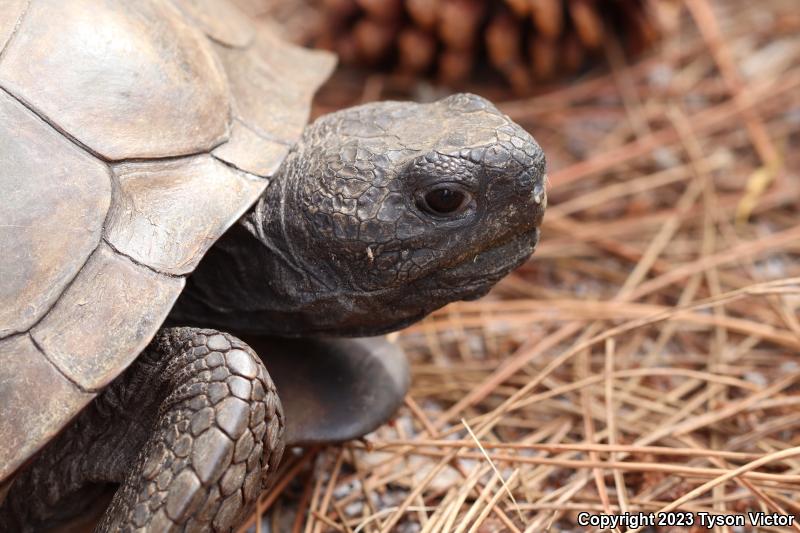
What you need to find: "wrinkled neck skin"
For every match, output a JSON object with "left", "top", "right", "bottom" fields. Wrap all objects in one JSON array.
[
  {"left": 171, "top": 171, "right": 414, "bottom": 337},
  {"left": 170, "top": 94, "right": 546, "bottom": 337}
]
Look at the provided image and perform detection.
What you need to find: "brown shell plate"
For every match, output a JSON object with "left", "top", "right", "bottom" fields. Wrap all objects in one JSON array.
[{"left": 0, "top": 0, "right": 335, "bottom": 483}]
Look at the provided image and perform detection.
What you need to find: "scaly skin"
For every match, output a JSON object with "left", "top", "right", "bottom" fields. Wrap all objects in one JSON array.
[
  {"left": 170, "top": 93, "right": 546, "bottom": 337},
  {"left": 0, "top": 328, "right": 283, "bottom": 532}
]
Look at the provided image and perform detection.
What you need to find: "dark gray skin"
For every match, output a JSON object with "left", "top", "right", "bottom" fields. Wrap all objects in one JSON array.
[
  {"left": 171, "top": 93, "right": 546, "bottom": 336},
  {"left": 0, "top": 94, "right": 545, "bottom": 532}
]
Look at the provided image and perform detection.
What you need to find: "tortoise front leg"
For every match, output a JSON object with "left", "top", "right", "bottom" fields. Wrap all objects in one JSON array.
[
  {"left": 0, "top": 327, "right": 283, "bottom": 532},
  {"left": 97, "top": 327, "right": 284, "bottom": 532}
]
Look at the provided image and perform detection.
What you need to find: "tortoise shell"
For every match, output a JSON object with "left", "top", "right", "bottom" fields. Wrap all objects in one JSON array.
[{"left": 0, "top": 0, "right": 334, "bottom": 484}]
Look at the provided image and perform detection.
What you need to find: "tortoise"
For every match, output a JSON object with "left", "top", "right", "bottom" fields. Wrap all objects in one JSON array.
[{"left": 0, "top": 0, "right": 546, "bottom": 531}]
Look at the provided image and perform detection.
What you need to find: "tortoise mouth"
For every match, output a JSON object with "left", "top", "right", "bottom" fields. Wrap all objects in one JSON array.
[
  {"left": 438, "top": 226, "right": 540, "bottom": 299},
  {"left": 365, "top": 228, "right": 539, "bottom": 332}
]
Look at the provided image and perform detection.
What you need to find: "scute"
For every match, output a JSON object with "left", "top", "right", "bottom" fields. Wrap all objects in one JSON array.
[
  {"left": 0, "top": 90, "right": 111, "bottom": 338},
  {"left": 0, "top": 335, "right": 94, "bottom": 483},
  {"left": 171, "top": 0, "right": 255, "bottom": 48},
  {"left": 0, "top": 0, "right": 230, "bottom": 161},
  {"left": 214, "top": 30, "right": 336, "bottom": 145},
  {"left": 212, "top": 120, "right": 290, "bottom": 177},
  {"left": 31, "top": 244, "right": 185, "bottom": 391},
  {"left": 0, "top": 0, "right": 27, "bottom": 55},
  {"left": 105, "top": 155, "right": 268, "bottom": 275}
]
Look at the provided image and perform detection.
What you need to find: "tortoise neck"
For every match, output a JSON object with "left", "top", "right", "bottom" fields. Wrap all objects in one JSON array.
[
  {"left": 168, "top": 155, "right": 345, "bottom": 337},
  {"left": 168, "top": 212, "right": 313, "bottom": 336}
]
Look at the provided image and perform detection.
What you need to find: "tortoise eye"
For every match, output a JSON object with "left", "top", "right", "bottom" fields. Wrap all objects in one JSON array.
[{"left": 421, "top": 187, "right": 469, "bottom": 216}]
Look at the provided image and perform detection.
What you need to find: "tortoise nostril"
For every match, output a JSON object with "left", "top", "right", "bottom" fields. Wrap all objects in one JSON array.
[
  {"left": 532, "top": 179, "right": 546, "bottom": 206},
  {"left": 516, "top": 169, "right": 534, "bottom": 190},
  {"left": 533, "top": 189, "right": 546, "bottom": 207},
  {"left": 513, "top": 168, "right": 544, "bottom": 200}
]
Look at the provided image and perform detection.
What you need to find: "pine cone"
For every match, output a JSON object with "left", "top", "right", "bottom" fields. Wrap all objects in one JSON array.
[{"left": 311, "top": 0, "right": 670, "bottom": 93}]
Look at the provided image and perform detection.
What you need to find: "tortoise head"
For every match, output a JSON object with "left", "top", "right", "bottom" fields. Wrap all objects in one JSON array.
[{"left": 241, "top": 93, "right": 546, "bottom": 335}]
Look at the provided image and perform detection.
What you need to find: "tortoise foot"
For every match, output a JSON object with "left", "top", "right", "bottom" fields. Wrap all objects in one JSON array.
[
  {"left": 97, "top": 328, "right": 284, "bottom": 532},
  {"left": 241, "top": 335, "right": 409, "bottom": 446},
  {"left": 0, "top": 328, "right": 284, "bottom": 533}
]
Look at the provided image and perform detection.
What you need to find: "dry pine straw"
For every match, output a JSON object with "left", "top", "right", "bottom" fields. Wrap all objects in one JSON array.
[{"left": 238, "top": 1, "right": 800, "bottom": 532}]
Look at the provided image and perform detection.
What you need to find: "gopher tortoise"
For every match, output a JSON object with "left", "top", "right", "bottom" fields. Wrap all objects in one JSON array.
[{"left": 0, "top": 0, "right": 546, "bottom": 531}]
